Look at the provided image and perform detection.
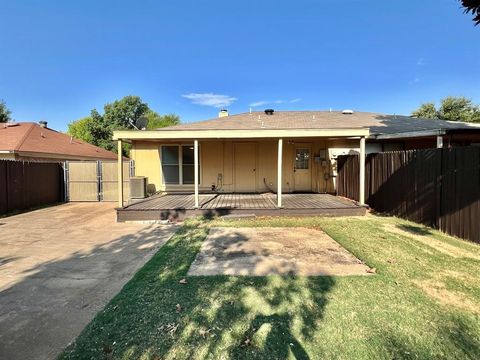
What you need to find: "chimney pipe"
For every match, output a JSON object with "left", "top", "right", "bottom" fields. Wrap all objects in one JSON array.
[
  {"left": 218, "top": 109, "right": 228, "bottom": 118},
  {"left": 39, "top": 121, "right": 48, "bottom": 128}
]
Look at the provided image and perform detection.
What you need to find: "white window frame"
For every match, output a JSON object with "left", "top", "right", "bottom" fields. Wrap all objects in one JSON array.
[{"left": 160, "top": 144, "right": 200, "bottom": 185}]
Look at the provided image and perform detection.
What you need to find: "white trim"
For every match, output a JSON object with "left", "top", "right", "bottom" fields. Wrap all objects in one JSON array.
[
  {"left": 359, "top": 137, "right": 366, "bottom": 205},
  {"left": 194, "top": 140, "right": 199, "bottom": 208},
  {"left": 277, "top": 138, "right": 283, "bottom": 208},
  {"left": 114, "top": 128, "right": 370, "bottom": 141}
]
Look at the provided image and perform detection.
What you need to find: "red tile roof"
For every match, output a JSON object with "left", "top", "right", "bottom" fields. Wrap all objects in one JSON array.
[{"left": 0, "top": 122, "right": 118, "bottom": 160}]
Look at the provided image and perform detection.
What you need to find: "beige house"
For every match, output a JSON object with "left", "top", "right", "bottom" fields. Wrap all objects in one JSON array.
[{"left": 113, "top": 109, "right": 480, "bottom": 216}]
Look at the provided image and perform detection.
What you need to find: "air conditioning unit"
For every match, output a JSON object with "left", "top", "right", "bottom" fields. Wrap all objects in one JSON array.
[{"left": 130, "top": 176, "right": 147, "bottom": 199}]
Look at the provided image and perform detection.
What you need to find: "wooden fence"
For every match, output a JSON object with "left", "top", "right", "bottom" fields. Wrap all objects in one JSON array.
[
  {"left": 65, "top": 161, "right": 130, "bottom": 201},
  {"left": 337, "top": 147, "right": 480, "bottom": 244},
  {"left": 0, "top": 160, "right": 64, "bottom": 215}
]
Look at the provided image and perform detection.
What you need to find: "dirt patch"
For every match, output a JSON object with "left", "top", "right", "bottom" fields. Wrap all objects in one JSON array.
[
  {"left": 384, "top": 223, "right": 480, "bottom": 260},
  {"left": 413, "top": 279, "right": 479, "bottom": 315},
  {"left": 188, "top": 227, "right": 371, "bottom": 276}
]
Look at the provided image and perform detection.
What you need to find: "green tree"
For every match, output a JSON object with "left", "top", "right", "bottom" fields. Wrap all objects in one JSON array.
[
  {"left": 145, "top": 111, "right": 180, "bottom": 129},
  {"left": 460, "top": 0, "right": 480, "bottom": 25},
  {"left": 439, "top": 96, "right": 480, "bottom": 122},
  {"left": 103, "top": 95, "right": 149, "bottom": 130},
  {"left": 67, "top": 116, "right": 94, "bottom": 143},
  {"left": 0, "top": 99, "right": 12, "bottom": 123},
  {"left": 411, "top": 103, "right": 438, "bottom": 119},
  {"left": 67, "top": 95, "right": 181, "bottom": 155},
  {"left": 411, "top": 96, "right": 480, "bottom": 123}
]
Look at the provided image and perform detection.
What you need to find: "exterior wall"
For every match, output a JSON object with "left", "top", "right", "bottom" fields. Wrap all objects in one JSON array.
[
  {"left": 0, "top": 153, "right": 16, "bottom": 161},
  {"left": 131, "top": 138, "right": 364, "bottom": 194}
]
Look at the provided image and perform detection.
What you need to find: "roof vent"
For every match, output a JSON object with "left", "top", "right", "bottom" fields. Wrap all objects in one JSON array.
[
  {"left": 264, "top": 109, "right": 274, "bottom": 115},
  {"left": 342, "top": 109, "right": 354, "bottom": 115},
  {"left": 39, "top": 121, "right": 48, "bottom": 128}
]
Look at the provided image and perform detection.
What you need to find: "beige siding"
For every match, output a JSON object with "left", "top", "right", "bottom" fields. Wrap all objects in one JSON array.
[{"left": 130, "top": 138, "right": 361, "bottom": 194}]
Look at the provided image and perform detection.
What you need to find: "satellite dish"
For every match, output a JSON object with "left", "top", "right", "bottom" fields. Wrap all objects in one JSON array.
[{"left": 135, "top": 116, "right": 149, "bottom": 130}]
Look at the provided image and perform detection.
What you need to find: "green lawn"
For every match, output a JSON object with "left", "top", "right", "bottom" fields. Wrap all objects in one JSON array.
[{"left": 60, "top": 215, "right": 480, "bottom": 360}]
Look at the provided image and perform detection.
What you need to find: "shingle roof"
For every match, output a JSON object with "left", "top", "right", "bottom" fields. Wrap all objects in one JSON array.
[
  {"left": 159, "top": 111, "right": 480, "bottom": 135},
  {"left": 0, "top": 122, "right": 118, "bottom": 160}
]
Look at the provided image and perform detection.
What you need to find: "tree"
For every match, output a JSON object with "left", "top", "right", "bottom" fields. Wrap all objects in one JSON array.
[
  {"left": 103, "top": 95, "right": 150, "bottom": 130},
  {"left": 67, "top": 95, "right": 181, "bottom": 154},
  {"left": 439, "top": 96, "right": 480, "bottom": 122},
  {"left": 0, "top": 99, "right": 11, "bottom": 123},
  {"left": 411, "top": 96, "right": 480, "bottom": 123},
  {"left": 67, "top": 116, "right": 94, "bottom": 143},
  {"left": 145, "top": 111, "right": 180, "bottom": 130},
  {"left": 460, "top": 0, "right": 480, "bottom": 25},
  {"left": 411, "top": 103, "right": 438, "bottom": 119}
]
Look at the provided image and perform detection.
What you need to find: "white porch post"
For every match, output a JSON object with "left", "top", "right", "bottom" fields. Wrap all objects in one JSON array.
[
  {"left": 117, "top": 139, "right": 124, "bottom": 207},
  {"left": 359, "top": 136, "right": 366, "bottom": 205},
  {"left": 436, "top": 135, "right": 443, "bottom": 148},
  {"left": 194, "top": 139, "right": 199, "bottom": 208},
  {"left": 277, "top": 138, "right": 283, "bottom": 208}
]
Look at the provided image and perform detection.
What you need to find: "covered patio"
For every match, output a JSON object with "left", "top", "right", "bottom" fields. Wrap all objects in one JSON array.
[
  {"left": 113, "top": 111, "right": 370, "bottom": 222},
  {"left": 116, "top": 193, "right": 366, "bottom": 221}
]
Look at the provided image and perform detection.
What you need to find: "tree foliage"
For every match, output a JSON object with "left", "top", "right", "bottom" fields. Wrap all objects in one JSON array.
[
  {"left": 0, "top": 99, "right": 12, "bottom": 123},
  {"left": 67, "top": 96, "right": 181, "bottom": 154},
  {"left": 412, "top": 96, "right": 480, "bottom": 123},
  {"left": 460, "top": 0, "right": 480, "bottom": 25},
  {"left": 145, "top": 111, "right": 180, "bottom": 130},
  {"left": 67, "top": 116, "right": 94, "bottom": 143},
  {"left": 411, "top": 103, "right": 438, "bottom": 119}
]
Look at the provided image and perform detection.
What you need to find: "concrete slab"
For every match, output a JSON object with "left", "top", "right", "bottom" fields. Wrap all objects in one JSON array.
[
  {"left": 188, "top": 227, "right": 371, "bottom": 276},
  {"left": 0, "top": 203, "right": 177, "bottom": 360}
]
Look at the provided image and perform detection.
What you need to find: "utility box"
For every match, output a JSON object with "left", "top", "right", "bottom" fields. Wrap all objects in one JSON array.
[{"left": 130, "top": 176, "right": 147, "bottom": 199}]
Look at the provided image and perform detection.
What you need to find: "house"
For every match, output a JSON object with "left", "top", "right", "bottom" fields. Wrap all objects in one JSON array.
[
  {"left": 0, "top": 121, "right": 118, "bottom": 162},
  {"left": 112, "top": 109, "right": 480, "bottom": 221}
]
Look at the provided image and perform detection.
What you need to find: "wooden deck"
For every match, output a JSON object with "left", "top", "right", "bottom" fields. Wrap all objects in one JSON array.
[{"left": 116, "top": 193, "right": 365, "bottom": 221}]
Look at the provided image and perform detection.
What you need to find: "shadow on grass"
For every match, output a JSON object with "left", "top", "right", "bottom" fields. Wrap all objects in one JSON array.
[
  {"left": 397, "top": 223, "right": 432, "bottom": 236},
  {"left": 60, "top": 220, "right": 335, "bottom": 359}
]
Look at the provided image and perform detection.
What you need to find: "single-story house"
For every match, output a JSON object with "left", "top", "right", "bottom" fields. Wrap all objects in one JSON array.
[
  {"left": 0, "top": 121, "right": 118, "bottom": 162},
  {"left": 112, "top": 109, "right": 480, "bottom": 220}
]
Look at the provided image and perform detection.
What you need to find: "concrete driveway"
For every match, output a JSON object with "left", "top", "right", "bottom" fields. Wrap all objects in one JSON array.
[{"left": 0, "top": 203, "right": 177, "bottom": 360}]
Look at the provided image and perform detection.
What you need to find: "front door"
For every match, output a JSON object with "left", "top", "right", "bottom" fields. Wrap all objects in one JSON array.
[
  {"left": 293, "top": 145, "right": 312, "bottom": 191},
  {"left": 234, "top": 143, "right": 257, "bottom": 192}
]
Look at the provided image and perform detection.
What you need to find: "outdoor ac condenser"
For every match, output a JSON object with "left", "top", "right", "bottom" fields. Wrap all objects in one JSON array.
[{"left": 130, "top": 176, "right": 147, "bottom": 199}]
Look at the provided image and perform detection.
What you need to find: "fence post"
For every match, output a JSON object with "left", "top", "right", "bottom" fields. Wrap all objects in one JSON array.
[
  {"left": 97, "top": 160, "right": 102, "bottom": 202},
  {"left": 63, "top": 161, "right": 69, "bottom": 202}
]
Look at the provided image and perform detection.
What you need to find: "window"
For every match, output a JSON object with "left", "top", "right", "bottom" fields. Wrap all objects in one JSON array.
[
  {"left": 161, "top": 146, "right": 180, "bottom": 184},
  {"left": 295, "top": 149, "right": 310, "bottom": 169},
  {"left": 161, "top": 145, "right": 198, "bottom": 184},
  {"left": 182, "top": 145, "right": 195, "bottom": 184}
]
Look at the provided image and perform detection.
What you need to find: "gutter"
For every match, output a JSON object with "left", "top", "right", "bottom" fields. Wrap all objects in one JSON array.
[{"left": 371, "top": 129, "right": 447, "bottom": 140}]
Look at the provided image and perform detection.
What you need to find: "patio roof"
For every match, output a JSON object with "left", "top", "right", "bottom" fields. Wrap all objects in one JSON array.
[{"left": 113, "top": 127, "right": 369, "bottom": 142}]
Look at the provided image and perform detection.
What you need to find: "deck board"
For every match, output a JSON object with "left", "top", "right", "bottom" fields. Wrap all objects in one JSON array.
[{"left": 118, "top": 193, "right": 365, "bottom": 221}]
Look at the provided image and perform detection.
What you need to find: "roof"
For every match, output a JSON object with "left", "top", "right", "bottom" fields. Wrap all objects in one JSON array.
[
  {"left": 0, "top": 122, "right": 118, "bottom": 160},
  {"left": 159, "top": 111, "right": 480, "bottom": 137}
]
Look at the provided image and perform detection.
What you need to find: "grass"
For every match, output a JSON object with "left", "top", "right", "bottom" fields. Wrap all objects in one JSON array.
[{"left": 59, "top": 215, "right": 480, "bottom": 359}]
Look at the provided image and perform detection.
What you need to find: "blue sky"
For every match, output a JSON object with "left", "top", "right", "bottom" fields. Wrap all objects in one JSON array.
[{"left": 1, "top": 0, "right": 479, "bottom": 131}]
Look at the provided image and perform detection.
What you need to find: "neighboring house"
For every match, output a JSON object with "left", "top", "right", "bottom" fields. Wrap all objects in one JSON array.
[
  {"left": 0, "top": 121, "right": 118, "bottom": 162},
  {"left": 113, "top": 109, "right": 480, "bottom": 208}
]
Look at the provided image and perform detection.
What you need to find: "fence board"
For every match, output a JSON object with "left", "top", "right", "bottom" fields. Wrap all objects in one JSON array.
[
  {"left": 0, "top": 160, "right": 63, "bottom": 215},
  {"left": 337, "top": 147, "right": 480, "bottom": 244},
  {"left": 66, "top": 160, "right": 130, "bottom": 202}
]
